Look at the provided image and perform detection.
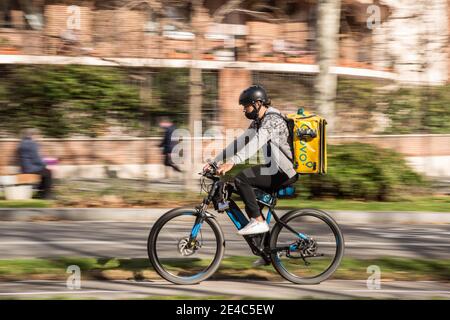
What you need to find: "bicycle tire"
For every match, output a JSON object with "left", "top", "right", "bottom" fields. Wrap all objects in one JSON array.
[
  {"left": 270, "top": 208, "right": 345, "bottom": 284},
  {"left": 147, "top": 207, "right": 225, "bottom": 285}
]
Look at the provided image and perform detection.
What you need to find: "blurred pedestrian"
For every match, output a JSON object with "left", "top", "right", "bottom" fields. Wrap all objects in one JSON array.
[
  {"left": 17, "top": 128, "right": 53, "bottom": 199},
  {"left": 159, "top": 117, "right": 182, "bottom": 179}
]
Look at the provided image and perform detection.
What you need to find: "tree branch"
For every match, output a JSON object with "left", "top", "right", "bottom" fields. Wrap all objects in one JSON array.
[
  {"left": 116, "top": 0, "right": 190, "bottom": 30},
  {"left": 212, "top": 0, "right": 245, "bottom": 23},
  {"left": 226, "top": 8, "right": 284, "bottom": 23}
]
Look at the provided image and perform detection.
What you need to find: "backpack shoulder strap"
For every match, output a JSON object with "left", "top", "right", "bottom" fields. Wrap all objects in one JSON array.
[
  {"left": 264, "top": 111, "right": 294, "bottom": 162},
  {"left": 265, "top": 111, "right": 285, "bottom": 119}
]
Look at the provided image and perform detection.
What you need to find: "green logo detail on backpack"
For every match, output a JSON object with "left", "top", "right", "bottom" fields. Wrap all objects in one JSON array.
[
  {"left": 298, "top": 123, "right": 316, "bottom": 169},
  {"left": 299, "top": 137, "right": 315, "bottom": 169}
]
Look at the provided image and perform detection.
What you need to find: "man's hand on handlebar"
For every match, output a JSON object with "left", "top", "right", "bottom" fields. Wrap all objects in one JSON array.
[
  {"left": 202, "top": 161, "right": 234, "bottom": 176},
  {"left": 217, "top": 162, "right": 234, "bottom": 176},
  {"left": 202, "top": 163, "right": 213, "bottom": 173}
]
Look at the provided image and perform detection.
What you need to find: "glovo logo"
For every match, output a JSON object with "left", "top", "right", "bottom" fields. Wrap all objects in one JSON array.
[{"left": 298, "top": 123, "right": 316, "bottom": 169}]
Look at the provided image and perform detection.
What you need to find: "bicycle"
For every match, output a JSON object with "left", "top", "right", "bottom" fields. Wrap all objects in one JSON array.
[{"left": 147, "top": 161, "right": 345, "bottom": 285}]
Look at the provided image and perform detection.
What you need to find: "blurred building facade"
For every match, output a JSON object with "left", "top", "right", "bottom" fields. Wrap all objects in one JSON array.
[
  {"left": 0, "top": 1, "right": 448, "bottom": 126},
  {"left": 0, "top": 0, "right": 449, "bottom": 180},
  {"left": 0, "top": 1, "right": 448, "bottom": 77}
]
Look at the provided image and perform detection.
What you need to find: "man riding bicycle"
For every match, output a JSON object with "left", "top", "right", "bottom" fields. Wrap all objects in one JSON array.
[
  {"left": 149, "top": 86, "right": 344, "bottom": 283},
  {"left": 204, "top": 85, "right": 298, "bottom": 236}
]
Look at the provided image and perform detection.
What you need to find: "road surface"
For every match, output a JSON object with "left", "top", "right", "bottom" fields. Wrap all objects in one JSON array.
[
  {"left": 0, "top": 279, "right": 449, "bottom": 300},
  {"left": 0, "top": 218, "right": 449, "bottom": 299},
  {"left": 0, "top": 219, "right": 449, "bottom": 259}
]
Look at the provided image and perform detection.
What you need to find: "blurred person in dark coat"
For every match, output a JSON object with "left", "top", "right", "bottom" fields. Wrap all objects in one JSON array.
[
  {"left": 159, "top": 117, "right": 182, "bottom": 178},
  {"left": 17, "top": 128, "right": 53, "bottom": 199}
]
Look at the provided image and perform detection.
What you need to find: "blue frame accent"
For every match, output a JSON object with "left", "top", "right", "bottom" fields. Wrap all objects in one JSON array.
[
  {"left": 235, "top": 208, "right": 249, "bottom": 227},
  {"left": 225, "top": 207, "right": 276, "bottom": 230},
  {"left": 266, "top": 209, "right": 272, "bottom": 224},
  {"left": 190, "top": 223, "right": 202, "bottom": 238},
  {"left": 226, "top": 211, "right": 242, "bottom": 229},
  {"left": 298, "top": 232, "right": 308, "bottom": 240},
  {"left": 226, "top": 207, "right": 249, "bottom": 230}
]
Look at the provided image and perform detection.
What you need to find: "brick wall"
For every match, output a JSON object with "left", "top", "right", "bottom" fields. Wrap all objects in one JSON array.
[
  {"left": 44, "top": 4, "right": 93, "bottom": 55},
  {"left": 0, "top": 139, "right": 162, "bottom": 171},
  {"left": 283, "top": 22, "right": 308, "bottom": 48},
  {"left": 10, "top": 10, "right": 25, "bottom": 29},
  {"left": 218, "top": 68, "right": 252, "bottom": 130},
  {"left": 113, "top": 10, "right": 146, "bottom": 57},
  {"left": 246, "top": 21, "right": 280, "bottom": 62}
]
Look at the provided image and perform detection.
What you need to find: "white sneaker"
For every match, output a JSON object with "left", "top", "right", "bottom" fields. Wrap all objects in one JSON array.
[{"left": 238, "top": 218, "right": 269, "bottom": 236}]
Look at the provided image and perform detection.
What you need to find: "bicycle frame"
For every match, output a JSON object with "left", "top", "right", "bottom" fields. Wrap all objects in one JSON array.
[
  {"left": 148, "top": 164, "right": 343, "bottom": 285},
  {"left": 188, "top": 176, "right": 311, "bottom": 260}
]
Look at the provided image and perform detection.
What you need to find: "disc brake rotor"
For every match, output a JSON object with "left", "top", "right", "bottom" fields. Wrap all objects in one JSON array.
[
  {"left": 285, "top": 238, "right": 318, "bottom": 258},
  {"left": 177, "top": 238, "right": 200, "bottom": 256},
  {"left": 302, "top": 238, "right": 318, "bottom": 256}
]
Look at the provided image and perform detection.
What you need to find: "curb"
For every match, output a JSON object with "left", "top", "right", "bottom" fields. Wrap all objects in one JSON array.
[
  {"left": 329, "top": 210, "right": 450, "bottom": 224},
  {"left": 0, "top": 208, "right": 168, "bottom": 222},
  {"left": 0, "top": 208, "right": 449, "bottom": 224}
]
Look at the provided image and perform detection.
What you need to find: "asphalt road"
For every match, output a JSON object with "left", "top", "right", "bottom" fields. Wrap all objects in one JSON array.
[
  {"left": 0, "top": 219, "right": 449, "bottom": 259},
  {"left": 0, "top": 218, "right": 449, "bottom": 299},
  {"left": 1, "top": 279, "right": 449, "bottom": 300}
]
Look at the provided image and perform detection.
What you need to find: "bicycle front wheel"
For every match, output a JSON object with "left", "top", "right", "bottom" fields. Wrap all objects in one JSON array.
[
  {"left": 147, "top": 208, "right": 225, "bottom": 285},
  {"left": 270, "top": 208, "right": 345, "bottom": 284}
]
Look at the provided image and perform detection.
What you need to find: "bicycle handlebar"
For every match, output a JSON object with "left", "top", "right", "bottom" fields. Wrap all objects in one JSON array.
[{"left": 199, "top": 159, "right": 220, "bottom": 178}]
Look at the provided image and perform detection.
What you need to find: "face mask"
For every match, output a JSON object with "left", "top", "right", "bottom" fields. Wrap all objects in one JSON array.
[{"left": 244, "top": 105, "right": 259, "bottom": 120}]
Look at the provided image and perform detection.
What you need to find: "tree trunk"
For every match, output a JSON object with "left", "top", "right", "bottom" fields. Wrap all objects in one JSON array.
[
  {"left": 315, "top": 0, "right": 341, "bottom": 134},
  {"left": 139, "top": 71, "right": 153, "bottom": 181},
  {"left": 184, "top": 1, "right": 204, "bottom": 191}
]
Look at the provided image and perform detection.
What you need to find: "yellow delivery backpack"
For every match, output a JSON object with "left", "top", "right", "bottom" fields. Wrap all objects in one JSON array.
[{"left": 286, "top": 108, "right": 327, "bottom": 174}]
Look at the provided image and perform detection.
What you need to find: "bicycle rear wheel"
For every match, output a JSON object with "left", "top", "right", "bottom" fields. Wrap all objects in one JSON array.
[
  {"left": 148, "top": 208, "right": 225, "bottom": 285},
  {"left": 270, "top": 208, "right": 344, "bottom": 284}
]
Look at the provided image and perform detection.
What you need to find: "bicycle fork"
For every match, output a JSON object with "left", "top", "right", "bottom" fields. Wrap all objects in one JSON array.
[{"left": 187, "top": 206, "right": 209, "bottom": 248}]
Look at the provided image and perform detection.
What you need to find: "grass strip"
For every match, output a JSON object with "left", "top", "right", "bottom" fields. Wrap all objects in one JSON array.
[
  {"left": 0, "top": 256, "right": 448, "bottom": 282},
  {"left": 0, "top": 196, "right": 449, "bottom": 212}
]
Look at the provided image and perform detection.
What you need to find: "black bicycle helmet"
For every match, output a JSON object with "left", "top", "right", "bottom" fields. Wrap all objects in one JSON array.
[{"left": 239, "top": 85, "right": 270, "bottom": 106}]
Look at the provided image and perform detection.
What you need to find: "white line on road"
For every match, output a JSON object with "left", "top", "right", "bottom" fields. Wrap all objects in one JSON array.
[
  {"left": 343, "top": 290, "right": 450, "bottom": 294},
  {"left": 324, "top": 242, "right": 450, "bottom": 247},
  {"left": 0, "top": 290, "right": 134, "bottom": 296},
  {"left": 1, "top": 288, "right": 449, "bottom": 297},
  {"left": 0, "top": 241, "right": 122, "bottom": 245}
]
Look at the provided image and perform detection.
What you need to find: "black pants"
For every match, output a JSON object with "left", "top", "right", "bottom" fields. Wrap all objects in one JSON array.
[
  {"left": 164, "top": 154, "right": 182, "bottom": 172},
  {"left": 234, "top": 165, "right": 298, "bottom": 219},
  {"left": 37, "top": 168, "right": 52, "bottom": 198}
]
